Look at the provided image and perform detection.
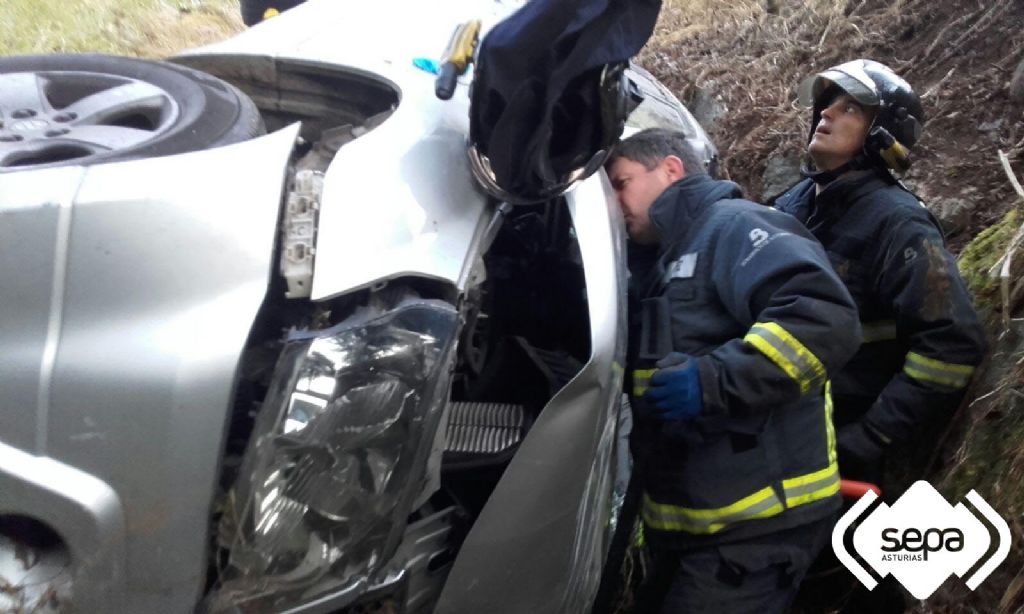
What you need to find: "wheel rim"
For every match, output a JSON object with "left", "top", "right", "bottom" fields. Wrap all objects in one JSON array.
[{"left": 0, "top": 70, "right": 180, "bottom": 169}]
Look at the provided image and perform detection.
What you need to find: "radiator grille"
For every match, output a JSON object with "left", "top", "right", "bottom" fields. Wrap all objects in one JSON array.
[{"left": 444, "top": 402, "right": 525, "bottom": 455}]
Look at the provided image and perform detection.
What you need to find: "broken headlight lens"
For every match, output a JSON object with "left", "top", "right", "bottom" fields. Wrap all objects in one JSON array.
[{"left": 211, "top": 299, "right": 458, "bottom": 612}]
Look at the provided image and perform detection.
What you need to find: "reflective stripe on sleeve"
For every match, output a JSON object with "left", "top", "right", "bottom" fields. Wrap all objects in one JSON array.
[
  {"left": 861, "top": 320, "right": 897, "bottom": 343},
  {"left": 632, "top": 368, "right": 657, "bottom": 397},
  {"left": 743, "top": 322, "right": 826, "bottom": 394},
  {"left": 903, "top": 352, "right": 975, "bottom": 390}
]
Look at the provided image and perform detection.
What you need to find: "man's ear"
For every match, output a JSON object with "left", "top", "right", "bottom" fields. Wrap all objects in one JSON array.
[{"left": 663, "top": 155, "right": 686, "bottom": 181}]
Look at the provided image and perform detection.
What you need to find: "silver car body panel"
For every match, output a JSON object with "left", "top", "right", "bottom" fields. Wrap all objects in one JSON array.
[
  {"left": 436, "top": 170, "right": 627, "bottom": 614},
  {"left": 0, "top": 124, "right": 300, "bottom": 613},
  {"left": 179, "top": 0, "right": 525, "bottom": 300},
  {"left": 311, "top": 96, "right": 492, "bottom": 299},
  {"left": 621, "top": 63, "right": 718, "bottom": 167}
]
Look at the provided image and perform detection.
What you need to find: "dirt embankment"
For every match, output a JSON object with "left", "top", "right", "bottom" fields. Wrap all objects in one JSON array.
[
  {"left": 643, "top": 0, "right": 1022, "bottom": 237},
  {"left": 642, "top": 1, "right": 1024, "bottom": 611}
]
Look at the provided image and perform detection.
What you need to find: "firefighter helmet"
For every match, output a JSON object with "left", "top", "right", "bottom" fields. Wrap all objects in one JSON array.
[{"left": 798, "top": 59, "right": 925, "bottom": 173}]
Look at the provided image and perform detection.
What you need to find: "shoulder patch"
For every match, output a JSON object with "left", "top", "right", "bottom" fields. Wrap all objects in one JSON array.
[{"left": 666, "top": 252, "right": 699, "bottom": 281}]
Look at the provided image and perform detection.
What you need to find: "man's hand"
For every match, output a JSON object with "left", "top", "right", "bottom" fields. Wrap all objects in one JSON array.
[
  {"left": 645, "top": 352, "right": 704, "bottom": 421},
  {"left": 837, "top": 422, "right": 886, "bottom": 483}
]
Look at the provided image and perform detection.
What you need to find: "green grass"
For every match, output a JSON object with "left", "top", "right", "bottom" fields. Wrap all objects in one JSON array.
[{"left": 0, "top": 0, "right": 243, "bottom": 58}]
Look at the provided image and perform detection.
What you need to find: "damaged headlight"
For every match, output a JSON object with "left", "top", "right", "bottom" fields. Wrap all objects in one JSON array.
[{"left": 209, "top": 299, "right": 458, "bottom": 612}]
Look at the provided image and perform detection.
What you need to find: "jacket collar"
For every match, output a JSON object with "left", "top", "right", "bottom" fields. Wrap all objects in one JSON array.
[
  {"left": 815, "top": 168, "right": 892, "bottom": 210},
  {"left": 648, "top": 174, "right": 743, "bottom": 244},
  {"left": 786, "top": 169, "right": 893, "bottom": 231}
]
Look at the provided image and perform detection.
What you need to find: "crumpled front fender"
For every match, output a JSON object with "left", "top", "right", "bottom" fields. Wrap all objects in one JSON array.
[{"left": 0, "top": 123, "right": 300, "bottom": 613}]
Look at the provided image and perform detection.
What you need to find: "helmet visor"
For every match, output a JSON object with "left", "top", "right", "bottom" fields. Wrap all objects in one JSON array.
[{"left": 798, "top": 61, "right": 881, "bottom": 108}]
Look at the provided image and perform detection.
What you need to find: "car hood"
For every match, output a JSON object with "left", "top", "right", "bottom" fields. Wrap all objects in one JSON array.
[{"left": 177, "top": 0, "right": 527, "bottom": 300}]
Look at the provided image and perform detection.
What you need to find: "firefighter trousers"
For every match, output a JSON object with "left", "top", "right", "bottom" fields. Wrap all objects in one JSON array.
[{"left": 635, "top": 513, "right": 835, "bottom": 614}]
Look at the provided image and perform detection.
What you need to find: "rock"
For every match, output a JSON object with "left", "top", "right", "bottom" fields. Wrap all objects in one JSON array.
[
  {"left": 761, "top": 155, "right": 803, "bottom": 201},
  {"left": 930, "top": 197, "right": 975, "bottom": 236},
  {"left": 690, "top": 87, "right": 728, "bottom": 135},
  {"left": 978, "top": 119, "right": 1005, "bottom": 133},
  {"left": 1010, "top": 58, "right": 1024, "bottom": 103}
]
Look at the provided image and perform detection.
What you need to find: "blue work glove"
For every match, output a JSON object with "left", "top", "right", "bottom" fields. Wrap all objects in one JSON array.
[{"left": 645, "top": 352, "right": 703, "bottom": 421}]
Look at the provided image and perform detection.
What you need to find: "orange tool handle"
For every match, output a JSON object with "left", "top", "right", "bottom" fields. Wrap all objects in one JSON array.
[{"left": 840, "top": 479, "right": 882, "bottom": 500}]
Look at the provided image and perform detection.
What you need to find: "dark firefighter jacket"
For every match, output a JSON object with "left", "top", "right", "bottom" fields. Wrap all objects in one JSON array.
[
  {"left": 628, "top": 175, "right": 861, "bottom": 549},
  {"left": 772, "top": 171, "right": 987, "bottom": 443}
]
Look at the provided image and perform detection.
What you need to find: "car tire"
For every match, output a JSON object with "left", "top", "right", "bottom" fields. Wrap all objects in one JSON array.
[
  {"left": 0, "top": 54, "right": 264, "bottom": 172},
  {"left": 240, "top": 0, "right": 306, "bottom": 26}
]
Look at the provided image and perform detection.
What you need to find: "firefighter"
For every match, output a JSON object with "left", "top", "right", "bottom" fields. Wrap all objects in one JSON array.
[
  {"left": 772, "top": 60, "right": 987, "bottom": 488},
  {"left": 608, "top": 128, "right": 861, "bottom": 612}
]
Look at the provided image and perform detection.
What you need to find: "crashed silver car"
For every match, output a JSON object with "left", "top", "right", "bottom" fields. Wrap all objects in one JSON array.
[{"left": 0, "top": 1, "right": 715, "bottom": 612}]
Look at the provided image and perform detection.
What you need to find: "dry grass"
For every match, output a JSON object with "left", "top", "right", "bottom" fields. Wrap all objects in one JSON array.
[
  {"left": 0, "top": 0, "right": 242, "bottom": 58},
  {"left": 642, "top": 0, "right": 852, "bottom": 193},
  {"left": 643, "top": 0, "right": 1024, "bottom": 214}
]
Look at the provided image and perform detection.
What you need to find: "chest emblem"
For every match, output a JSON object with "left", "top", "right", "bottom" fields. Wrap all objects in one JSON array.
[{"left": 666, "top": 252, "right": 699, "bottom": 281}]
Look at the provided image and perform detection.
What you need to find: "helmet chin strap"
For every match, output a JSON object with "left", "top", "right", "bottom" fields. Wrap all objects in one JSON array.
[
  {"left": 800, "top": 152, "right": 875, "bottom": 186},
  {"left": 800, "top": 160, "right": 852, "bottom": 185}
]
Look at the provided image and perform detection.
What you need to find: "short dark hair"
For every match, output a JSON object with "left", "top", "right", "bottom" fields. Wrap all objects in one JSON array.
[{"left": 606, "top": 128, "right": 707, "bottom": 176}]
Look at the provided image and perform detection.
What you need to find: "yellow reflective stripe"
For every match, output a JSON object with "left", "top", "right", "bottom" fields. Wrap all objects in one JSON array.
[
  {"left": 782, "top": 462, "right": 840, "bottom": 508},
  {"left": 632, "top": 368, "right": 656, "bottom": 397},
  {"left": 744, "top": 322, "right": 826, "bottom": 394},
  {"left": 642, "top": 488, "right": 784, "bottom": 534},
  {"left": 644, "top": 462, "right": 841, "bottom": 535},
  {"left": 642, "top": 503, "right": 786, "bottom": 535},
  {"left": 644, "top": 487, "right": 776, "bottom": 519},
  {"left": 903, "top": 367, "right": 969, "bottom": 390},
  {"left": 903, "top": 352, "right": 974, "bottom": 390},
  {"left": 787, "top": 476, "right": 841, "bottom": 508},
  {"left": 744, "top": 332, "right": 799, "bottom": 385},
  {"left": 824, "top": 381, "right": 836, "bottom": 465},
  {"left": 861, "top": 320, "right": 897, "bottom": 343},
  {"left": 782, "top": 462, "right": 837, "bottom": 490}
]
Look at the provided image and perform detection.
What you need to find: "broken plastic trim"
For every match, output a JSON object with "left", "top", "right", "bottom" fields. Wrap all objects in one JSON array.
[
  {"left": 209, "top": 299, "right": 458, "bottom": 613},
  {"left": 280, "top": 170, "right": 322, "bottom": 299}
]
